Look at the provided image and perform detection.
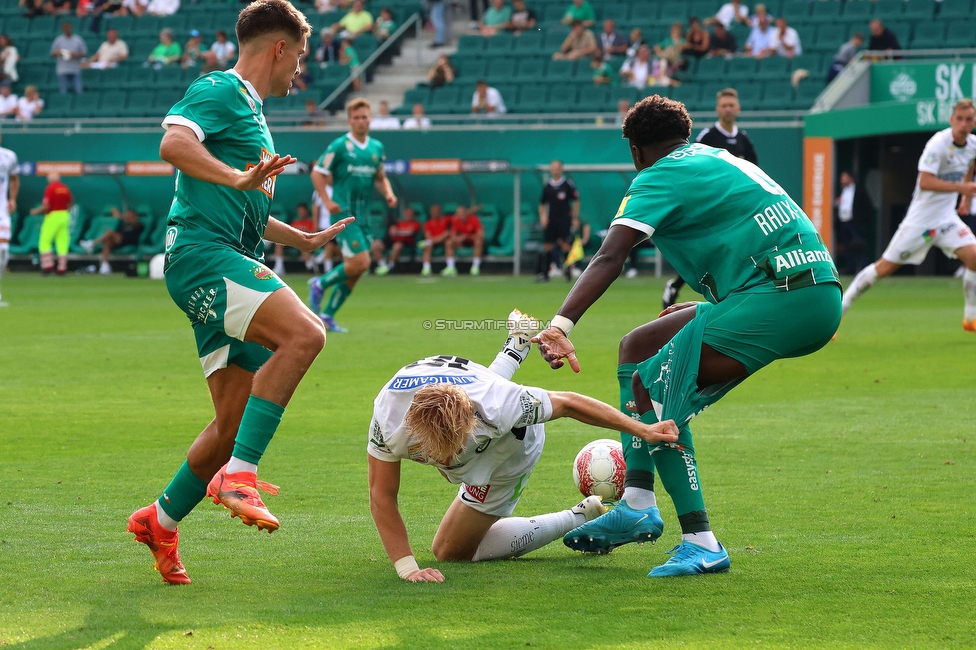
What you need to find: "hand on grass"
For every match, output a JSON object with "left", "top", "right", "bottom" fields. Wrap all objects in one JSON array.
[{"left": 404, "top": 567, "right": 445, "bottom": 583}]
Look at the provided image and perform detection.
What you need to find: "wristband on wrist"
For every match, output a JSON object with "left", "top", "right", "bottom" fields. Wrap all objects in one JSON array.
[
  {"left": 550, "top": 315, "right": 575, "bottom": 336},
  {"left": 394, "top": 555, "right": 420, "bottom": 579}
]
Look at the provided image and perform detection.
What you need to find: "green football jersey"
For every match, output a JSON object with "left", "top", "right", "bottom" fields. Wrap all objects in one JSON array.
[
  {"left": 612, "top": 143, "right": 838, "bottom": 302},
  {"left": 162, "top": 70, "right": 277, "bottom": 260},
  {"left": 314, "top": 133, "right": 385, "bottom": 219}
]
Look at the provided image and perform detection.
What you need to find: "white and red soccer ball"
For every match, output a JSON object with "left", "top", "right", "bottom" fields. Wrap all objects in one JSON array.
[{"left": 573, "top": 439, "right": 626, "bottom": 501}]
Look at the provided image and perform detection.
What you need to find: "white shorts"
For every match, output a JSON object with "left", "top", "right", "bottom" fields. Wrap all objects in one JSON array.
[
  {"left": 457, "top": 424, "right": 545, "bottom": 517},
  {"left": 882, "top": 215, "right": 976, "bottom": 265},
  {"left": 0, "top": 212, "right": 9, "bottom": 241}
]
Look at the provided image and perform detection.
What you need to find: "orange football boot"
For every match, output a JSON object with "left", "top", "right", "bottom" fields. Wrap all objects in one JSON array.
[
  {"left": 964, "top": 320, "right": 976, "bottom": 332},
  {"left": 127, "top": 504, "right": 191, "bottom": 585},
  {"left": 206, "top": 464, "right": 280, "bottom": 532}
]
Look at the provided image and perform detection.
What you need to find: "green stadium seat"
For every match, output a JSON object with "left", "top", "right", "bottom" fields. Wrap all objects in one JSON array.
[
  {"left": 793, "top": 81, "right": 822, "bottom": 109},
  {"left": 735, "top": 82, "right": 763, "bottom": 110},
  {"left": 8, "top": 215, "right": 44, "bottom": 255},
  {"left": 43, "top": 93, "right": 74, "bottom": 119},
  {"left": 612, "top": 86, "right": 641, "bottom": 106},
  {"left": 689, "top": 1, "right": 720, "bottom": 22},
  {"left": 670, "top": 84, "right": 702, "bottom": 110},
  {"left": 132, "top": 16, "right": 165, "bottom": 38},
  {"left": 601, "top": 4, "right": 630, "bottom": 23},
  {"left": 629, "top": 3, "right": 659, "bottom": 25},
  {"left": 659, "top": 1, "right": 689, "bottom": 25},
  {"left": 516, "top": 56, "right": 547, "bottom": 81},
  {"left": 79, "top": 216, "right": 120, "bottom": 253},
  {"left": 547, "top": 84, "right": 578, "bottom": 110},
  {"left": 98, "top": 90, "right": 127, "bottom": 117},
  {"left": 5, "top": 17, "right": 32, "bottom": 37},
  {"left": 811, "top": 24, "right": 849, "bottom": 54},
  {"left": 139, "top": 217, "right": 169, "bottom": 256},
  {"left": 154, "top": 88, "right": 183, "bottom": 111},
  {"left": 29, "top": 15, "right": 58, "bottom": 36},
  {"left": 911, "top": 22, "right": 947, "bottom": 49},
  {"left": 693, "top": 57, "right": 727, "bottom": 82},
  {"left": 120, "top": 90, "right": 154, "bottom": 117},
  {"left": 513, "top": 30, "right": 545, "bottom": 53},
  {"left": 873, "top": 0, "right": 904, "bottom": 20},
  {"left": 155, "top": 66, "right": 184, "bottom": 89},
  {"left": 24, "top": 40, "right": 52, "bottom": 65},
  {"left": 945, "top": 21, "right": 976, "bottom": 48},
  {"left": 400, "top": 86, "right": 430, "bottom": 109},
  {"left": 545, "top": 59, "right": 576, "bottom": 81},
  {"left": 727, "top": 57, "right": 757, "bottom": 80},
  {"left": 456, "top": 34, "right": 486, "bottom": 55},
  {"left": 486, "top": 57, "right": 517, "bottom": 81},
  {"left": 319, "top": 64, "right": 351, "bottom": 83},
  {"left": 755, "top": 56, "right": 790, "bottom": 81},
  {"left": 543, "top": 27, "right": 570, "bottom": 50},
  {"left": 902, "top": 0, "right": 936, "bottom": 20},
  {"left": 515, "top": 83, "right": 547, "bottom": 112},
  {"left": 762, "top": 82, "right": 794, "bottom": 110},
  {"left": 939, "top": 0, "right": 975, "bottom": 18},
  {"left": 841, "top": 0, "right": 874, "bottom": 23},
  {"left": 808, "top": 1, "right": 843, "bottom": 24},
  {"left": 576, "top": 85, "right": 611, "bottom": 112},
  {"left": 485, "top": 32, "right": 515, "bottom": 55},
  {"left": 428, "top": 86, "right": 460, "bottom": 113},
  {"left": 72, "top": 92, "right": 102, "bottom": 117},
  {"left": 887, "top": 21, "right": 913, "bottom": 49},
  {"left": 542, "top": 3, "right": 568, "bottom": 24},
  {"left": 793, "top": 53, "right": 824, "bottom": 75},
  {"left": 455, "top": 57, "right": 487, "bottom": 80},
  {"left": 780, "top": 2, "right": 811, "bottom": 24}
]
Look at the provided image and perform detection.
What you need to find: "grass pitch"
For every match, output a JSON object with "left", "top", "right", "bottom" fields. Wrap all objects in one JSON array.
[{"left": 1, "top": 271, "right": 974, "bottom": 649}]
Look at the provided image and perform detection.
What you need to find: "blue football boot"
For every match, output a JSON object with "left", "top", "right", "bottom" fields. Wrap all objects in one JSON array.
[
  {"left": 563, "top": 499, "right": 664, "bottom": 554},
  {"left": 648, "top": 541, "right": 730, "bottom": 577}
]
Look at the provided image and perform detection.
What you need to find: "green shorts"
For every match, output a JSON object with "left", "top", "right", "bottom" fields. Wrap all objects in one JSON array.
[
  {"left": 335, "top": 220, "right": 371, "bottom": 259},
  {"left": 164, "top": 243, "right": 286, "bottom": 377},
  {"left": 39, "top": 210, "right": 70, "bottom": 255},
  {"left": 637, "top": 283, "right": 841, "bottom": 426}
]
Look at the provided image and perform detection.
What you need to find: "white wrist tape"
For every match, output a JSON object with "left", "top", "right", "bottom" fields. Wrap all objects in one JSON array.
[
  {"left": 550, "top": 315, "right": 575, "bottom": 336},
  {"left": 394, "top": 555, "right": 420, "bottom": 579}
]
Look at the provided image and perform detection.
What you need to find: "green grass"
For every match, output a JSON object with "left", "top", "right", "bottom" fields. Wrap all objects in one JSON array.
[{"left": 1, "top": 271, "right": 974, "bottom": 649}]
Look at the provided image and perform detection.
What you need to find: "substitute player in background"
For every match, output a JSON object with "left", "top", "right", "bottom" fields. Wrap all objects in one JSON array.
[
  {"left": 0, "top": 135, "right": 18, "bottom": 306},
  {"left": 442, "top": 204, "right": 483, "bottom": 276},
  {"left": 375, "top": 205, "right": 421, "bottom": 275},
  {"left": 368, "top": 310, "right": 679, "bottom": 582},
  {"left": 534, "top": 96, "right": 841, "bottom": 577},
  {"left": 420, "top": 203, "right": 450, "bottom": 276},
  {"left": 308, "top": 98, "right": 397, "bottom": 332},
  {"left": 127, "top": 0, "right": 352, "bottom": 585},
  {"left": 662, "top": 88, "right": 758, "bottom": 307},
  {"left": 842, "top": 99, "right": 976, "bottom": 331}
]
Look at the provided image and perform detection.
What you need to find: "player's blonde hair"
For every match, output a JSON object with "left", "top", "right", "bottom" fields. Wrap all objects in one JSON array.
[
  {"left": 346, "top": 97, "right": 372, "bottom": 116},
  {"left": 717, "top": 88, "right": 739, "bottom": 101},
  {"left": 953, "top": 98, "right": 975, "bottom": 114},
  {"left": 405, "top": 383, "right": 476, "bottom": 463}
]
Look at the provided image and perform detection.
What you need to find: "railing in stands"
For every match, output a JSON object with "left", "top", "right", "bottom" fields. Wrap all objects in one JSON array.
[{"left": 318, "top": 11, "right": 422, "bottom": 112}]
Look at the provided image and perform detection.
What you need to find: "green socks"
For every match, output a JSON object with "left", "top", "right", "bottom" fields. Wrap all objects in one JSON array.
[
  {"left": 316, "top": 264, "right": 348, "bottom": 291},
  {"left": 231, "top": 395, "right": 285, "bottom": 465},
  {"left": 323, "top": 283, "right": 352, "bottom": 318},
  {"left": 157, "top": 460, "right": 208, "bottom": 522},
  {"left": 651, "top": 421, "right": 708, "bottom": 526},
  {"left": 618, "top": 364, "right": 656, "bottom": 490}
]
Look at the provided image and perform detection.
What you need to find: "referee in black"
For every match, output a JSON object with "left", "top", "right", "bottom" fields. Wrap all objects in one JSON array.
[
  {"left": 661, "top": 87, "right": 759, "bottom": 307},
  {"left": 537, "top": 160, "right": 579, "bottom": 282}
]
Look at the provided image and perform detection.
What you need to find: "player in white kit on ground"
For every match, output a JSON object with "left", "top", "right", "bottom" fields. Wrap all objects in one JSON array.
[
  {"left": 367, "top": 310, "right": 679, "bottom": 582},
  {"left": 841, "top": 99, "right": 976, "bottom": 330},
  {"left": 0, "top": 135, "right": 20, "bottom": 307}
]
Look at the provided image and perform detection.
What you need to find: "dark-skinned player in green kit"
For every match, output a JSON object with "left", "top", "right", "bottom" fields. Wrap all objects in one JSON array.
[
  {"left": 532, "top": 95, "right": 841, "bottom": 577},
  {"left": 126, "top": 0, "right": 353, "bottom": 585}
]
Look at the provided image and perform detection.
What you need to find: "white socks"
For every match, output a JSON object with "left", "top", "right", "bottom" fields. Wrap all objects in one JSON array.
[
  {"left": 422, "top": 261, "right": 431, "bottom": 272},
  {"left": 472, "top": 509, "right": 579, "bottom": 561},
  {"left": 621, "top": 486, "right": 657, "bottom": 509},
  {"left": 963, "top": 269, "right": 976, "bottom": 321},
  {"left": 227, "top": 457, "right": 258, "bottom": 475},
  {"left": 0, "top": 242, "right": 8, "bottom": 282},
  {"left": 683, "top": 531, "right": 720, "bottom": 552},
  {"left": 841, "top": 263, "right": 879, "bottom": 314},
  {"left": 446, "top": 257, "right": 456, "bottom": 270},
  {"left": 472, "top": 257, "right": 481, "bottom": 269},
  {"left": 154, "top": 501, "right": 179, "bottom": 531}
]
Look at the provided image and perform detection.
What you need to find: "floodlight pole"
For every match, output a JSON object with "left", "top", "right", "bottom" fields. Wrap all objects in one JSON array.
[{"left": 512, "top": 171, "right": 521, "bottom": 276}]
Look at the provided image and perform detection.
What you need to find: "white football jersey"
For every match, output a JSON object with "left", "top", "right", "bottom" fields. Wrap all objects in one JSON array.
[
  {"left": 311, "top": 186, "right": 334, "bottom": 229},
  {"left": 903, "top": 128, "right": 976, "bottom": 228},
  {"left": 367, "top": 355, "right": 552, "bottom": 487},
  {"left": 0, "top": 147, "right": 19, "bottom": 216}
]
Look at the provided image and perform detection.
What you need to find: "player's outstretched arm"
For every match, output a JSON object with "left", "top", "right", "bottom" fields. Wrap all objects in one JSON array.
[
  {"left": 264, "top": 215, "right": 354, "bottom": 253},
  {"left": 918, "top": 171, "right": 976, "bottom": 197},
  {"left": 368, "top": 455, "right": 445, "bottom": 583},
  {"left": 547, "top": 391, "right": 679, "bottom": 443},
  {"left": 160, "top": 125, "right": 295, "bottom": 191}
]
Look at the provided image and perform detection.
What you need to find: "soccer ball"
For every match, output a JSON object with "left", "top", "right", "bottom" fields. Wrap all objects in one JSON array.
[{"left": 573, "top": 439, "right": 626, "bottom": 501}]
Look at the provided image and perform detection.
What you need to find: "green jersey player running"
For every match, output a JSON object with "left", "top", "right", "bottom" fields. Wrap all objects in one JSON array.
[
  {"left": 127, "top": 0, "right": 352, "bottom": 585},
  {"left": 308, "top": 98, "right": 397, "bottom": 332},
  {"left": 533, "top": 96, "right": 842, "bottom": 577}
]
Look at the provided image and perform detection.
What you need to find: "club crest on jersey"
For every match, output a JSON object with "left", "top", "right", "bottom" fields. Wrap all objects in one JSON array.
[
  {"left": 251, "top": 265, "right": 275, "bottom": 280},
  {"left": 346, "top": 140, "right": 355, "bottom": 152},
  {"left": 239, "top": 87, "right": 256, "bottom": 113},
  {"left": 464, "top": 484, "right": 490, "bottom": 503},
  {"left": 615, "top": 195, "right": 630, "bottom": 218},
  {"left": 245, "top": 147, "right": 277, "bottom": 198}
]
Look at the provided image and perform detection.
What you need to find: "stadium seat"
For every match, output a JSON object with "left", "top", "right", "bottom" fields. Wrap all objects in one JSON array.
[
  {"left": 911, "top": 22, "right": 947, "bottom": 49},
  {"left": 693, "top": 57, "right": 726, "bottom": 82},
  {"left": 755, "top": 57, "right": 790, "bottom": 81},
  {"left": 689, "top": 1, "right": 720, "bottom": 22},
  {"left": 629, "top": 3, "right": 659, "bottom": 25},
  {"left": 780, "top": 1, "right": 811, "bottom": 23},
  {"left": 670, "top": 84, "right": 702, "bottom": 110},
  {"left": 8, "top": 215, "right": 44, "bottom": 255},
  {"left": 29, "top": 15, "right": 58, "bottom": 36},
  {"left": 516, "top": 56, "right": 547, "bottom": 81},
  {"left": 24, "top": 40, "right": 52, "bottom": 65},
  {"left": 762, "top": 82, "right": 794, "bottom": 110},
  {"left": 793, "top": 81, "right": 822, "bottom": 109},
  {"left": 945, "top": 21, "right": 976, "bottom": 48},
  {"left": 429, "top": 86, "right": 460, "bottom": 113},
  {"left": 155, "top": 66, "right": 185, "bottom": 90},
  {"left": 902, "top": 0, "right": 936, "bottom": 20},
  {"left": 812, "top": 24, "right": 849, "bottom": 54},
  {"left": 72, "top": 92, "right": 102, "bottom": 118},
  {"left": 577, "top": 85, "right": 611, "bottom": 112},
  {"left": 841, "top": 0, "right": 873, "bottom": 23},
  {"left": 545, "top": 59, "right": 577, "bottom": 81},
  {"left": 455, "top": 57, "right": 487, "bottom": 80},
  {"left": 887, "top": 21, "right": 914, "bottom": 50},
  {"left": 486, "top": 57, "right": 517, "bottom": 81},
  {"left": 601, "top": 4, "right": 630, "bottom": 23},
  {"left": 727, "top": 57, "right": 757, "bottom": 80},
  {"left": 547, "top": 84, "right": 578, "bottom": 111},
  {"left": 734, "top": 82, "right": 763, "bottom": 110},
  {"left": 515, "top": 84, "right": 547, "bottom": 112},
  {"left": 401, "top": 86, "right": 430, "bottom": 109},
  {"left": 120, "top": 91, "right": 154, "bottom": 117},
  {"left": 512, "top": 31, "right": 545, "bottom": 54},
  {"left": 872, "top": 0, "right": 904, "bottom": 20},
  {"left": 808, "top": 1, "right": 843, "bottom": 24},
  {"left": 456, "top": 34, "right": 485, "bottom": 55},
  {"left": 658, "top": 2, "right": 690, "bottom": 24},
  {"left": 939, "top": 0, "right": 975, "bottom": 18},
  {"left": 485, "top": 32, "right": 515, "bottom": 55},
  {"left": 43, "top": 94, "right": 74, "bottom": 119}
]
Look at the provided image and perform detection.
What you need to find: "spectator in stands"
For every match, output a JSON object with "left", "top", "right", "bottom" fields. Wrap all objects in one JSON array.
[
  {"left": 553, "top": 20, "right": 597, "bottom": 61},
  {"left": 339, "top": 37, "right": 361, "bottom": 90},
  {"left": 20, "top": 0, "right": 44, "bottom": 18},
  {"left": 421, "top": 203, "right": 450, "bottom": 275},
  {"left": 15, "top": 85, "right": 43, "bottom": 121},
  {"left": 376, "top": 206, "right": 422, "bottom": 275},
  {"left": 44, "top": 0, "right": 73, "bottom": 15},
  {"left": 315, "top": 0, "right": 346, "bottom": 12},
  {"left": 868, "top": 19, "right": 900, "bottom": 54},
  {"left": 834, "top": 170, "right": 873, "bottom": 275},
  {"left": 591, "top": 52, "right": 615, "bottom": 86},
  {"left": 597, "top": 19, "right": 627, "bottom": 61},
  {"left": 120, "top": 0, "right": 147, "bottom": 16},
  {"left": 427, "top": 54, "right": 455, "bottom": 87},
  {"left": 769, "top": 17, "right": 801, "bottom": 58},
  {"left": 472, "top": 79, "right": 506, "bottom": 114},
  {"left": 561, "top": 0, "right": 595, "bottom": 28},
  {"left": 654, "top": 22, "right": 685, "bottom": 73},
  {"left": 146, "top": 0, "right": 179, "bottom": 15},
  {"left": 147, "top": 28, "right": 181, "bottom": 68},
  {"left": 430, "top": 0, "right": 447, "bottom": 48},
  {"left": 0, "top": 36, "right": 18, "bottom": 86},
  {"left": 827, "top": 32, "right": 864, "bottom": 83},
  {"left": 303, "top": 98, "right": 326, "bottom": 127},
  {"left": 749, "top": 3, "right": 770, "bottom": 29},
  {"left": 315, "top": 29, "right": 340, "bottom": 66},
  {"left": 708, "top": 21, "right": 737, "bottom": 57},
  {"left": 0, "top": 85, "right": 18, "bottom": 120},
  {"left": 333, "top": 0, "right": 374, "bottom": 40},
  {"left": 505, "top": 0, "right": 536, "bottom": 34},
  {"left": 181, "top": 30, "right": 209, "bottom": 69},
  {"left": 744, "top": 12, "right": 775, "bottom": 58},
  {"left": 374, "top": 7, "right": 397, "bottom": 42},
  {"left": 708, "top": 0, "right": 749, "bottom": 29},
  {"left": 624, "top": 28, "right": 646, "bottom": 63},
  {"left": 479, "top": 0, "right": 511, "bottom": 37},
  {"left": 80, "top": 208, "right": 144, "bottom": 275},
  {"left": 50, "top": 22, "right": 87, "bottom": 95},
  {"left": 614, "top": 97, "right": 630, "bottom": 125},
  {"left": 683, "top": 17, "right": 709, "bottom": 61},
  {"left": 444, "top": 205, "right": 484, "bottom": 276},
  {"left": 619, "top": 44, "right": 652, "bottom": 89},
  {"left": 292, "top": 58, "right": 313, "bottom": 91},
  {"left": 371, "top": 100, "right": 401, "bottom": 129},
  {"left": 77, "top": 0, "right": 124, "bottom": 32},
  {"left": 209, "top": 30, "right": 236, "bottom": 70},
  {"left": 468, "top": 0, "right": 488, "bottom": 30},
  {"left": 403, "top": 103, "right": 431, "bottom": 129},
  {"left": 85, "top": 28, "right": 128, "bottom": 69}
]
